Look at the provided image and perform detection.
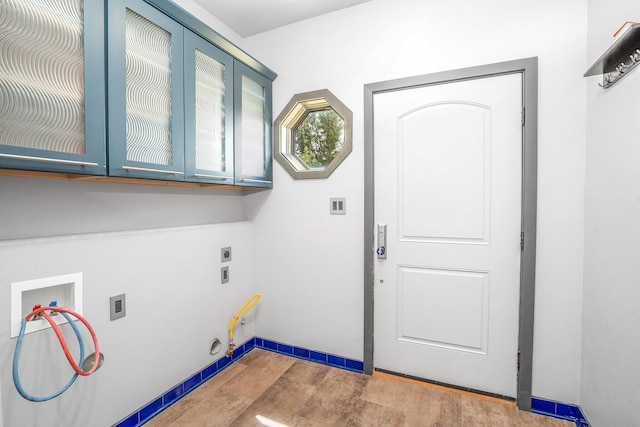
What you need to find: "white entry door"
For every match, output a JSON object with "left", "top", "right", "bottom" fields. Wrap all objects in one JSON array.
[{"left": 373, "top": 72, "right": 523, "bottom": 397}]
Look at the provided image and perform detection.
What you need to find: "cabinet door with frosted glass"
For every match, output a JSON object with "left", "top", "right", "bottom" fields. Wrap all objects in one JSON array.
[
  {"left": 0, "top": 0, "right": 106, "bottom": 175},
  {"left": 234, "top": 62, "right": 273, "bottom": 188},
  {"left": 184, "top": 31, "right": 234, "bottom": 185},
  {"left": 107, "top": 0, "right": 185, "bottom": 181}
]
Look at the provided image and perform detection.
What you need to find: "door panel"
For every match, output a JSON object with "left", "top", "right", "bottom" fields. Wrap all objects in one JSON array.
[
  {"left": 0, "top": 0, "right": 106, "bottom": 175},
  {"left": 398, "top": 267, "right": 489, "bottom": 353},
  {"left": 107, "top": 0, "right": 185, "bottom": 180},
  {"left": 234, "top": 62, "right": 273, "bottom": 188},
  {"left": 373, "top": 73, "right": 522, "bottom": 397},
  {"left": 184, "top": 29, "right": 234, "bottom": 184},
  {"left": 399, "top": 102, "right": 490, "bottom": 243}
]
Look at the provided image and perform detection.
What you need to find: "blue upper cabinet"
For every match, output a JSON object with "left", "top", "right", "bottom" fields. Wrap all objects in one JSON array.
[
  {"left": 183, "top": 31, "right": 235, "bottom": 184},
  {"left": 2, "top": 0, "right": 276, "bottom": 188},
  {"left": 0, "top": 0, "right": 106, "bottom": 175},
  {"left": 108, "top": 0, "right": 185, "bottom": 181},
  {"left": 234, "top": 63, "right": 273, "bottom": 188}
]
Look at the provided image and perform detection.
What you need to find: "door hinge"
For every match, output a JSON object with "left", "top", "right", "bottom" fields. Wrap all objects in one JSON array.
[
  {"left": 521, "top": 107, "right": 525, "bottom": 126},
  {"left": 517, "top": 351, "right": 521, "bottom": 371},
  {"left": 520, "top": 231, "right": 525, "bottom": 250}
]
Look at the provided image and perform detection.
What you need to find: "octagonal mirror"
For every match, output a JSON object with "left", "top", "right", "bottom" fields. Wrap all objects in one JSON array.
[{"left": 274, "top": 89, "right": 352, "bottom": 179}]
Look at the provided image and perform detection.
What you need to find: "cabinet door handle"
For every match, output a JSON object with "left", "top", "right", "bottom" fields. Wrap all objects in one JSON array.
[
  {"left": 0, "top": 153, "right": 99, "bottom": 166},
  {"left": 240, "top": 178, "right": 272, "bottom": 184},
  {"left": 122, "top": 166, "right": 184, "bottom": 175},
  {"left": 193, "top": 173, "right": 232, "bottom": 180}
]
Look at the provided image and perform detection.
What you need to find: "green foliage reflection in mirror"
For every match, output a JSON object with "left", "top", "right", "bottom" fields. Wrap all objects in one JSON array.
[
  {"left": 294, "top": 109, "right": 344, "bottom": 168},
  {"left": 274, "top": 89, "right": 352, "bottom": 179}
]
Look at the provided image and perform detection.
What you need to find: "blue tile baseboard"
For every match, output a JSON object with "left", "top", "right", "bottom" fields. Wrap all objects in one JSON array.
[
  {"left": 112, "top": 337, "right": 257, "bottom": 427},
  {"left": 532, "top": 397, "right": 591, "bottom": 427},
  {"left": 112, "top": 337, "right": 364, "bottom": 427},
  {"left": 255, "top": 337, "right": 365, "bottom": 373}
]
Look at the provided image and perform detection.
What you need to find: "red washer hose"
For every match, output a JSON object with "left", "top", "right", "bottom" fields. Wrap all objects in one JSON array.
[{"left": 25, "top": 306, "right": 100, "bottom": 376}]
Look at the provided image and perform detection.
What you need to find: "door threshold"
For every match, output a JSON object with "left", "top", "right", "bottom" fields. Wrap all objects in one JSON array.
[{"left": 373, "top": 368, "right": 516, "bottom": 406}]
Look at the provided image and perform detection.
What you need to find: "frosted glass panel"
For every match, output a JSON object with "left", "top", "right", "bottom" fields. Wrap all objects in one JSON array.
[
  {"left": 125, "top": 8, "right": 172, "bottom": 165},
  {"left": 241, "top": 75, "right": 266, "bottom": 177},
  {"left": 0, "top": 0, "right": 85, "bottom": 154},
  {"left": 194, "top": 49, "right": 226, "bottom": 171}
]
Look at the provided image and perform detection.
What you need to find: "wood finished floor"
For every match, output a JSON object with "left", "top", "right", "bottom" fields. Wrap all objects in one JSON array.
[{"left": 147, "top": 349, "right": 573, "bottom": 426}]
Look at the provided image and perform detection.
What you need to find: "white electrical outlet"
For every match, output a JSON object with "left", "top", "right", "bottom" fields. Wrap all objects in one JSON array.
[
  {"left": 110, "top": 294, "right": 126, "bottom": 321},
  {"left": 221, "top": 246, "right": 232, "bottom": 262},
  {"left": 330, "top": 197, "right": 346, "bottom": 215}
]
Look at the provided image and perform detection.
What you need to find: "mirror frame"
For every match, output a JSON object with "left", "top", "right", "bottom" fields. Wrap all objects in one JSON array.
[{"left": 274, "top": 89, "right": 352, "bottom": 179}]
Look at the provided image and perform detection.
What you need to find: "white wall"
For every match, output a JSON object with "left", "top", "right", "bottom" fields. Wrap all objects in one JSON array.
[
  {"left": 0, "top": 176, "right": 247, "bottom": 240},
  {"left": 582, "top": 1, "right": 640, "bottom": 425},
  {"left": 173, "top": 0, "right": 244, "bottom": 47},
  {"left": 245, "top": 0, "right": 587, "bottom": 404},
  {"left": 0, "top": 222, "right": 255, "bottom": 426}
]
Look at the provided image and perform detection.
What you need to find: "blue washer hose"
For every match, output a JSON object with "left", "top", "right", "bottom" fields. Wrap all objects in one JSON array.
[{"left": 13, "top": 311, "right": 85, "bottom": 402}]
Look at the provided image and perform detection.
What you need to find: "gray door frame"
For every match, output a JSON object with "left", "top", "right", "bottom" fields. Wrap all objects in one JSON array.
[{"left": 363, "top": 57, "right": 538, "bottom": 411}]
